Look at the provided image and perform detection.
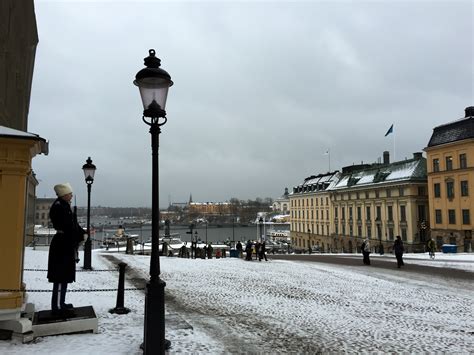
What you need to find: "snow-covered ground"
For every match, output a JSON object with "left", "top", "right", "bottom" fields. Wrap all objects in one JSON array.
[{"left": 1, "top": 248, "right": 473, "bottom": 354}]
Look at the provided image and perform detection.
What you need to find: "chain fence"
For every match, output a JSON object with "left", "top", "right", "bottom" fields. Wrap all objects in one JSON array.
[{"left": 0, "top": 287, "right": 145, "bottom": 293}]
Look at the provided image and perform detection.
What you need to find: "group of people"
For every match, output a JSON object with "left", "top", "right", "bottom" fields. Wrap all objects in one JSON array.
[
  {"left": 178, "top": 242, "right": 223, "bottom": 259},
  {"left": 361, "top": 235, "right": 405, "bottom": 268},
  {"left": 235, "top": 240, "right": 268, "bottom": 261}
]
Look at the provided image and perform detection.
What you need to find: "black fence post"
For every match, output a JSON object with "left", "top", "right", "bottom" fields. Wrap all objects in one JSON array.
[{"left": 109, "top": 262, "right": 131, "bottom": 314}]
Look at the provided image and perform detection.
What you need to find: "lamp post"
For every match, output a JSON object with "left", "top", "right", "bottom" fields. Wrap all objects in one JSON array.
[
  {"left": 259, "top": 217, "right": 264, "bottom": 242},
  {"left": 232, "top": 216, "right": 235, "bottom": 244},
  {"left": 134, "top": 49, "right": 173, "bottom": 354},
  {"left": 82, "top": 157, "right": 96, "bottom": 270}
]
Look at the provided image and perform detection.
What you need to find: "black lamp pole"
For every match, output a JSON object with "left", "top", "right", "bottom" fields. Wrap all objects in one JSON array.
[
  {"left": 232, "top": 216, "right": 235, "bottom": 243},
  {"left": 134, "top": 49, "right": 173, "bottom": 354},
  {"left": 82, "top": 157, "right": 96, "bottom": 270},
  {"left": 259, "top": 217, "right": 264, "bottom": 242}
]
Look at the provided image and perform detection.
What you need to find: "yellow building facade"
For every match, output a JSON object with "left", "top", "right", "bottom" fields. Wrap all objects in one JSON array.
[
  {"left": 290, "top": 172, "right": 337, "bottom": 252},
  {"left": 290, "top": 153, "right": 429, "bottom": 253},
  {"left": 424, "top": 106, "right": 474, "bottom": 252},
  {"left": 0, "top": 0, "right": 48, "bottom": 337}
]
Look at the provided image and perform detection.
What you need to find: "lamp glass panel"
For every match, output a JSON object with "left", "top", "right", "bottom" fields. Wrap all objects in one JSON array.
[
  {"left": 83, "top": 167, "right": 96, "bottom": 180},
  {"left": 136, "top": 77, "right": 170, "bottom": 110}
]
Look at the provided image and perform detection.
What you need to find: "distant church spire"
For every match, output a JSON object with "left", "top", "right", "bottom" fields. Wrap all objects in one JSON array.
[{"left": 189, "top": 193, "right": 193, "bottom": 204}]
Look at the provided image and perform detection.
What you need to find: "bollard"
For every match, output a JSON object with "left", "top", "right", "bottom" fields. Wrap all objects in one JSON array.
[
  {"left": 109, "top": 262, "right": 131, "bottom": 314},
  {"left": 126, "top": 238, "right": 134, "bottom": 255}
]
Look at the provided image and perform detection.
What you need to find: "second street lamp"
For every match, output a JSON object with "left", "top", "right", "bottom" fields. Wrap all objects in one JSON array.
[
  {"left": 82, "top": 156, "right": 96, "bottom": 270},
  {"left": 134, "top": 49, "right": 173, "bottom": 354}
]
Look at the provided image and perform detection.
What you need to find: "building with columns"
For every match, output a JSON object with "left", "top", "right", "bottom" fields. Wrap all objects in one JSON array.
[{"left": 290, "top": 152, "right": 429, "bottom": 253}]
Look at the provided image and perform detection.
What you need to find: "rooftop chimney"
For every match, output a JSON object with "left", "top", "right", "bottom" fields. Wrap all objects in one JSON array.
[
  {"left": 413, "top": 152, "right": 423, "bottom": 159},
  {"left": 465, "top": 106, "right": 474, "bottom": 117},
  {"left": 383, "top": 151, "right": 390, "bottom": 164}
]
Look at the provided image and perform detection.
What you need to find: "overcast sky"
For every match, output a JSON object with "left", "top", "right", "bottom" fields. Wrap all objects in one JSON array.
[{"left": 29, "top": 0, "right": 473, "bottom": 208}]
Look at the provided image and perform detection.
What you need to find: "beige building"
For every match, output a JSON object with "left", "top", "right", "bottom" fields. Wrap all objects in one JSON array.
[
  {"left": 290, "top": 152, "right": 429, "bottom": 253},
  {"left": 35, "top": 198, "right": 56, "bottom": 227},
  {"left": 290, "top": 172, "right": 339, "bottom": 252},
  {"left": 424, "top": 106, "right": 473, "bottom": 252},
  {"left": 272, "top": 188, "right": 290, "bottom": 214},
  {"left": 330, "top": 152, "right": 428, "bottom": 253}
]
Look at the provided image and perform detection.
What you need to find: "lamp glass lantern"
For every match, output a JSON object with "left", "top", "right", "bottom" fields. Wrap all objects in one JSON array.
[
  {"left": 134, "top": 49, "right": 173, "bottom": 118},
  {"left": 82, "top": 157, "right": 96, "bottom": 183}
]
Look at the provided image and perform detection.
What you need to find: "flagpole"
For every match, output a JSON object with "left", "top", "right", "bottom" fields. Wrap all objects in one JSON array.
[
  {"left": 328, "top": 149, "right": 331, "bottom": 172},
  {"left": 393, "top": 128, "right": 396, "bottom": 161}
]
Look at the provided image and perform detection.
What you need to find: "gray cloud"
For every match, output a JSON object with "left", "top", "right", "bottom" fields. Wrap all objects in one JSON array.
[{"left": 29, "top": 1, "right": 473, "bottom": 207}]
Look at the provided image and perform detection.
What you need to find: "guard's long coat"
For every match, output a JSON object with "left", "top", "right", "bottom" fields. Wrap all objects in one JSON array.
[{"left": 47, "top": 198, "right": 85, "bottom": 283}]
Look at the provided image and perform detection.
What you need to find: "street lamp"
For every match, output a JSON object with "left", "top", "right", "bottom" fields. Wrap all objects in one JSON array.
[
  {"left": 259, "top": 217, "right": 264, "bottom": 242},
  {"left": 134, "top": 49, "right": 173, "bottom": 354},
  {"left": 82, "top": 156, "right": 96, "bottom": 270}
]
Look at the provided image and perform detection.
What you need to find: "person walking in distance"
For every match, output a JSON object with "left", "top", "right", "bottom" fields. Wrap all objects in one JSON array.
[
  {"left": 393, "top": 235, "right": 405, "bottom": 268},
  {"left": 361, "top": 238, "right": 371, "bottom": 265},
  {"left": 48, "top": 183, "right": 87, "bottom": 315},
  {"left": 259, "top": 242, "right": 268, "bottom": 261}
]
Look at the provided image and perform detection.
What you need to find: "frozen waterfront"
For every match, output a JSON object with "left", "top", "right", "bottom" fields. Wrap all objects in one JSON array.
[{"left": 1, "top": 248, "right": 473, "bottom": 354}]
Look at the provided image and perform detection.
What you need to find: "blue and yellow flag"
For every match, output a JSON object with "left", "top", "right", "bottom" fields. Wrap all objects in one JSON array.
[{"left": 384, "top": 124, "right": 394, "bottom": 137}]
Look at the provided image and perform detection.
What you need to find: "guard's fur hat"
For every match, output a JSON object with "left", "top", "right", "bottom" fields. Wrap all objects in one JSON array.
[{"left": 54, "top": 183, "right": 73, "bottom": 197}]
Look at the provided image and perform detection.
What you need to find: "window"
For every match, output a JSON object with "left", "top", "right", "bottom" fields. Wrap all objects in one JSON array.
[
  {"left": 400, "top": 205, "right": 406, "bottom": 222},
  {"left": 341, "top": 207, "right": 345, "bottom": 220},
  {"left": 349, "top": 207, "right": 353, "bottom": 219},
  {"left": 446, "top": 181, "right": 454, "bottom": 198},
  {"left": 376, "top": 206, "right": 381, "bottom": 220},
  {"left": 462, "top": 209, "right": 470, "bottom": 224},
  {"left": 401, "top": 228, "right": 407, "bottom": 241},
  {"left": 418, "top": 205, "right": 426, "bottom": 221},
  {"left": 399, "top": 188, "right": 404, "bottom": 196},
  {"left": 302, "top": 199, "right": 305, "bottom": 207},
  {"left": 375, "top": 190, "right": 379, "bottom": 198},
  {"left": 311, "top": 198, "right": 313, "bottom": 206},
  {"left": 435, "top": 209, "right": 442, "bottom": 224},
  {"left": 433, "top": 158, "right": 440, "bottom": 172},
  {"left": 349, "top": 225, "right": 353, "bottom": 236},
  {"left": 335, "top": 207, "right": 338, "bottom": 218},
  {"left": 448, "top": 210, "right": 456, "bottom": 224},
  {"left": 434, "top": 183, "right": 441, "bottom": 198},
  {"left": 386, "top": 189, "right": 391, "bottom": 197},
  {"left": 446, "top": 156, "right": 453, "bottom": 171},
  {"left": 388, "top": 227, "right": 394, "bottom": 240},
  {"left": 326, "top": 197, "right": 329, "bottom": 205},
  {"left": 461, "top": 180, "right": 469, "bottom": 196},
  {"left": 459, "top": 153, "right": 467, "bottom": 169},
  {"left": 342, "top": 225, "right": 346, "bottom": 235},
  {"left": 367, "top": 225, "right": 372, "bottom": 239},
  {"left": 418, "top": 186, "right": 426, "bottom": 196},
  {"left": 357, "top": 225, "right": 362, "bottom": 236},
  {"left": 366, "top": 206, "right": 371, "bottom": 220},
  {"left": 387, "top": 206, "right": 393, "bottom": 221},
  {"left": 365, "top": 192, "right": 369, "bottom": 199},
  {"left": 376, "top": 225, "right": 382, "bottom": 239},
  {"left": 357, "top": 207, "right": 361, "bottom": 221}
]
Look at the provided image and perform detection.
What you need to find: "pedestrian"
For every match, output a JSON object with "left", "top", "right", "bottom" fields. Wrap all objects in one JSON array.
[
  {"left": 236, "top": 240, "right": 243, "bottom": 258},
  {"left": 48, "top": 183, "right": 87, "bottom": 315},
  {"left": 361, "top": 238, "right": 371, "bottom": 265},
  {"left": 207, "top": 243, "right": 213, "bottom": 259},
  {"left": 427, "top": 238, "right": 436, "bottom": 257},
  {"left": 393, "top": 235, "right": 405, "bottom": 268},
  {"left": 255, "top": 241, "right": 261, "bottom": 260},
  {"left": 245, "top": 240, "right": 253, "bottom": 261},
  {"left": 259, "top": 242, "right": 268, "bottom": 261}
]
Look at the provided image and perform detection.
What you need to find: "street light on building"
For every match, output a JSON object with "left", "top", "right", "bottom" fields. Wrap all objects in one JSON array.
[
  {"left": 82, "top": 157, "right": 96, "bottom": 270},
  {"left": 134, "top": 48, "right": 173, "bottom": 354}
]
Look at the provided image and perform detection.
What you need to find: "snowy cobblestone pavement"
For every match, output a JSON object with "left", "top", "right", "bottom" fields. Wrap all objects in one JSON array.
[
  {"left": 125, "top": 254, "right": 473, "bottom": 354},
  {"left": 1, "top": 249, "right": 472, "bottom": 354}
]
